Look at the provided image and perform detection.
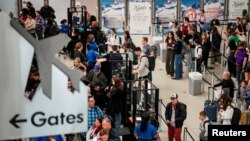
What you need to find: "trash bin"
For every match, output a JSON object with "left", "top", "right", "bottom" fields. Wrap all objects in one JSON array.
[
  {"left": 160, "top": 43, "right": 166, "bottom": 63},
  {"left": 189, "top": 72, "right": 202, "bottom": 95},
  {"left": 152, "top": 36, "right": 163, "bottom": 57}
]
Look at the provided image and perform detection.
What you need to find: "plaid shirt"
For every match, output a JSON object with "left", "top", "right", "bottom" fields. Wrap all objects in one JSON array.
[
  {"left": 88, "top": 106, "right": 103, "bottom": 129},
  {"left": 36, "top": 15, "right": 45, "bottom": 30}
]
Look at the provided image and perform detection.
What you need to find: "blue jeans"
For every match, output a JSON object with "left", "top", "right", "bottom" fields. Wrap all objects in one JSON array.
[
  {"left": 236, "top": 65, "right": 242, "bottom": 82},
  {"left": 175, "top": 54, "right": 182, "bottom": 79},
  {"left": 188, "top": 48, "right": 195, "bottom": 71},
  {"left": 115, "top": 113, "right": 121, "bottom": 129}
]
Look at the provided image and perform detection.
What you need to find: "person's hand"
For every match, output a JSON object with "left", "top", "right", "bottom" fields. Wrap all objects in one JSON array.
[
  {"left": 106, "top": 92, "right": 111, "bottom": 98},
  {"left": 80, "top": 63, "right": 87, "bottom": 71},
  {"left": 132, "top": 70, "right": 137, "bottom": 74},
  {"left": 217, "top": 109, "right": 223, "bottom": 115},
  {"left": 70, "top": 66, "right": 75, "bottom": 70},
  {"left": 104, "top": 86, "right": 109, "bottom": 91},
  {"left": 166, "top": 120, "right": 170, "bottom": 124},
  {"left": 171, "top": 118, "right": 175, "bottom": 123},
  {"left": 94, "top": 86, "right": 100, "bottom": 91}
]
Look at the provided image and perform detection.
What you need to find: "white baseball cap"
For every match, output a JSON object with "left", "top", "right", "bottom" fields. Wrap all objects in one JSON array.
[{"left": 170, "top": 93, "right": 178, "bottom": 99}]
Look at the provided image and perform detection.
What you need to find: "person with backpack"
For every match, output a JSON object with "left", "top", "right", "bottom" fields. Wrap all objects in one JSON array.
[
  {"left": 201, "top": 32, "right": 211, "bottom": 69},
  {"left": 124, "top": 30, "right": 137, "bottom": 64},
  {"left": 109, "top": 45, "right": 123, "bottom": 75},
  {"left": 165, "top": 93, "right": 187, "bottom": 141},
  {"left": 132, "top": 47, "right": 149, "bottom": 80},
  {"left": 141, "top": 37, "right": 156, "bottom": 81},
  {"left": 235, "top": 41, "right": 247, "bottom": 82},
  {"left": 194, "top": 39, "right": 203, "bottom": 72},
  {"left": 199, "top": 111, "right": 210, "bottom": 141},
  {"left": 186, "top": 25, "right": 201, "bottom": 71}
]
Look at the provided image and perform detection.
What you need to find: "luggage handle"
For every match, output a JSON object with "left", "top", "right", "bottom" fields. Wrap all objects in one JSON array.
[{"left": 208, "top": 86, "right": 216, "bottom": 101}]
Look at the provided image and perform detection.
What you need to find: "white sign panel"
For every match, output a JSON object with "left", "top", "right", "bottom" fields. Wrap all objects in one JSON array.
[
  {"left": 229, "top": 0, "right": 248, "bottom": 20},
  {"left": 0, "top": 12, "right": 87, "bottom": 140},
  {"left": 129, "top": 2, "right": 151, "bottom": 35}
]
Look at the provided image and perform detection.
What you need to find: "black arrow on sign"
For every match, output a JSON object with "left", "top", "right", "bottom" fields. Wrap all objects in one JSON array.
[{"left": 9, "top": 114, "right": 27, "bottom": 128}]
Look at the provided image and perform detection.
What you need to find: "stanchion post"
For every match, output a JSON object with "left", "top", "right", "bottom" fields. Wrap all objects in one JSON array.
[
  {"left": 132, "top": 88, "right": 137, "bottom": 125},
  {"left": 158, "top": 99, "right": 162, "bottom": 128},
  {"left": 145, "top": 79, "right": 149, "bottom": 111},
  {"left": 155, "top": 89, "right": 159, "bottom": 121}
]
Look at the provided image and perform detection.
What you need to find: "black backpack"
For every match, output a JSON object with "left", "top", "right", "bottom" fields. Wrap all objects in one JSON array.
[
  {"left": 231, "top": 106, "right": 241, "bottom": 125},
  {"left": 96, "top": 31, "right": 107, "bottom": 45},
  {"left": 140, "top": 55, "right": 156, "bottom": 71},
  {"left": 150, "top": 45, "right": 158, "bottom": 59},
  {"left": 196, "top": 46, "right": 206, "bottom": 62}
]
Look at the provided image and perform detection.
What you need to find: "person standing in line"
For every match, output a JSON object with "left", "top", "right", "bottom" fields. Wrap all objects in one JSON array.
[
  {"left": 108, "top": 28, "right": 120, "bottom": 53},
  {"left": 172, "top": 31, "right": 183, "bottom": 80},
  {"left": 214, "top": 71, "right": 235, "bottom": 99},
  {"left": 165, "top": 31, "right": 176, "bottom": 77},
  {"left": 40, "top": 0, "right": 55, "bottom": 19},
  {"left": 101, "top": 118, "right": 121, "bottom": 141},
  {"left": 35, "top": 11, "right": 45, "bottom": 40},
  {"left": 24, "top": 13, "right": 36, "bottom": 38},
  {"left": 133, "top": 47, "right": 149, "bottom": 80},
  {"left": 217, "top": 94, "right": 234, "bottom": 125},
  {"left": 141, "top": 37, "right": 155, "bottom": 81},
  {"left": 199, "top": 111, "right": 209, "bottom": 141},
  {"left": 198, "top": 10, "right": 208, "bottom": 32},
  {"left": 80, "top": 96, "right": 103, "bottom": 140}
]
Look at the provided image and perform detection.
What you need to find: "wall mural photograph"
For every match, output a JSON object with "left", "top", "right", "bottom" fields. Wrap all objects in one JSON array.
[
  {"left": 155, "top": 0, "right": 177, "bottom": 35},
  {"left": 204, "top": 0, "right": 224, "bottom": 22},
  {"left": 102, "top": 0, "right": 125, "bottom": 35},
  {"left": 181, "top": 0, "right": 200, "bottom": 21}
]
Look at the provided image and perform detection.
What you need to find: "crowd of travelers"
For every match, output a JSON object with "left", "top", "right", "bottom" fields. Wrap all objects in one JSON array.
[{"left": 10, "top": 1, "right": 250, "bottom": 141}]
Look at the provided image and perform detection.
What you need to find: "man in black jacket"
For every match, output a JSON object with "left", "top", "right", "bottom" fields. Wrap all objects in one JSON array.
[
  {"left": 165, "top": 93, "right": 187, "bottom": 141},
  {"left": 214, "top": 71, "right": 235, "bottom": 99}
]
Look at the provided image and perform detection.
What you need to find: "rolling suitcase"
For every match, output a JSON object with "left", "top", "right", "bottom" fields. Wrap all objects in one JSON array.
[{"left": 204, "top": 86, "right": 219, "bottom": 122}]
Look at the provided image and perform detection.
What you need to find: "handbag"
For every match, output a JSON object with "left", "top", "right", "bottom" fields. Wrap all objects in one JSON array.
[{"left": 238, "top": 35, "right": 247, "bottom": 42}]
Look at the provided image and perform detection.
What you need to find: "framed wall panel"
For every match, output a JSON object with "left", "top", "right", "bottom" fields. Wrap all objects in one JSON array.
[
  {"left": 155, "top": 0, "right": 177, "bottom": 35},
  {"left": 101, "top": 0, "right": 125, "bottom": 35},
  {"left": 204, "top": 0, "right": 224, "bottom": 22},
  {"left": 129, "top": 0, "right": 152, "bottom": 35},
  {"left": 228, "top": 0, "right": 248, "bottom": 20}
]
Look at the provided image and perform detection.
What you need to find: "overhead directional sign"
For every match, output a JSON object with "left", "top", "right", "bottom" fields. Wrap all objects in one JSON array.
[{"left": 0, "top": 12, "right": 87, "bottom": 140}]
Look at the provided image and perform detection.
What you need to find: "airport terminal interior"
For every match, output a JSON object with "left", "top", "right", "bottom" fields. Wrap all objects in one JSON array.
[{"left": 0, "top": 0, "right": 250, "bottom": 141}]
